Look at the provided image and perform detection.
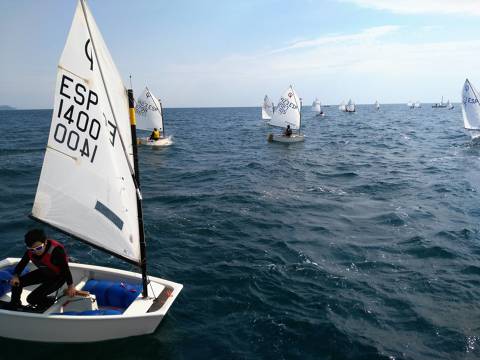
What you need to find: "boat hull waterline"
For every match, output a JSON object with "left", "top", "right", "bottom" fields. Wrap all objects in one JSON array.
[
  {"left": 0, "top": 258, "right": 182, "bottom": 342},
  {"left": 268, "top": 133, "right": 305, "bottom": 143},
  {"left": 138, "top": 136, "right": 173, "bottom": 147}
]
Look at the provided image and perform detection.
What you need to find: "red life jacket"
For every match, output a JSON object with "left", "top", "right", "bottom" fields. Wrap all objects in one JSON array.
[{"left": 27, "top": 239, "right": 68, "bottom": 275}]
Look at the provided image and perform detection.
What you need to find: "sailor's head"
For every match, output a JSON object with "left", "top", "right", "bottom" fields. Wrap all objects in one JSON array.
[
  {"left": 287, "top": 125, "right": 291, "bottom": 129},
  {"left": 25, "top": 229, "right": 47, "bottom": 255},
  {"left": 154, "top": 128, "right": 158, "bottom": 131}
]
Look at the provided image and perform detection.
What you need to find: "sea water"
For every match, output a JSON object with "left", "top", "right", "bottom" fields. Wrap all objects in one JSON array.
[{"left": 0, "top": 105, "right": 479, "bottom": 360}]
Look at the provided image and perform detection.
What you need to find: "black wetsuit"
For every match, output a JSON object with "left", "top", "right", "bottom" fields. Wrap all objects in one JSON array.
[{"left": 11, "top": 242, "right": 73, "bottom": 309}]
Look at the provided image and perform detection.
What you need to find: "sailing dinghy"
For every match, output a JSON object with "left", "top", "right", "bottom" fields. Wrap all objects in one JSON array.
[
  {"left": 374, "top": 100, "right": 380, "bottom": 110},
  {"left": 338, "top": 101, "right": 346, "bottom": 111},
  {"left": 312, "top": 98, "right": 325, "bottom": 117},
  {"left": 462, "top": 79, "right": 480, "bottom": 140},
  {"left": 446, "top": 100, "right": 454, "bottom": 110},
  {"left": 0, "top": 0, "right": 182, "bottom": 342},
  {"left": 262, "top": 95, "right": 274, "bottom": 120},
  {"left": 345, "top": 99, "right": 355, "bottom": 113},
  {"left": 135, "top": 87, "right": 172, "bottom": 146},
  {"left": 267, "top": 86, "right": 304, "bottom": 143}
]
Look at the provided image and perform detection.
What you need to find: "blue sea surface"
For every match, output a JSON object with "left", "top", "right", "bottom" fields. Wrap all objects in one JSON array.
[{"left": 0, "top": 105, "right": 479, "bottom": 360}]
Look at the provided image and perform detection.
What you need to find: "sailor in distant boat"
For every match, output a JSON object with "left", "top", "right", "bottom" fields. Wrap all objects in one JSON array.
[
  {"left": 149, "top": 128, "right": 161, "bottom": 141},
  {"left": 9, "top": 229, "right": 75, "bottom": 310},
  {"left": 284, "top": 125, "right": 292, "bottom": 137}
]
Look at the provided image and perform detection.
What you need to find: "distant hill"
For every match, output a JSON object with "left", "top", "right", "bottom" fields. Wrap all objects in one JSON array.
[{"left": 0, "top": 105, "right": 16, "bottom": 111}]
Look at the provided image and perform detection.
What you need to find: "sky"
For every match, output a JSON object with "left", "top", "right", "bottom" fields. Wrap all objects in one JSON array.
[{"left": 1, "top": 0, "right": 480, "bottom": 108}]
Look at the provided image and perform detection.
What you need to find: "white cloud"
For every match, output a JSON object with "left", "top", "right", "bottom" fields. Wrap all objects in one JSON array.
[
  {"left": 152, "top": 25, "right": 480, "bottom": 106},
  {"left": 272, "top": 25, "right": 400, "bottom": 53},
  {"left": 339, "top": 0, "right": 480, "bottom": 16}
]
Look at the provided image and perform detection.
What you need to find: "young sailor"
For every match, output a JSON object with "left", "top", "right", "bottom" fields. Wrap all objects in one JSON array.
[
  {"left": 284, "top": 125, "right": 292, "bottom": 137},
  {"left": 149, "top": 127, "right": 161, "bottom": 140},
  {"left": 9, "top": 229, "right": 75, "bottom": 310}
]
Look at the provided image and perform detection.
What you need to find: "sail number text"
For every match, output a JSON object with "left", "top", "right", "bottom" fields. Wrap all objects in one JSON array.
[
  {"left": 276, "top": 97, "right": 298, "bottom": 115},
  {"left": 52, "top": 74, "right": 117, "bottom": 163}
]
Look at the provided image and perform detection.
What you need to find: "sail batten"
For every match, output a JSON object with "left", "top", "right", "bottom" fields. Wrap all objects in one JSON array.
[{"left": 32, "top": 0, "right": 141, "bottom": 263}]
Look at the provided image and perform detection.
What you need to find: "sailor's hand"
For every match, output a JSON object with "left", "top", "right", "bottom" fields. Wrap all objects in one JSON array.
[
  {"left": 10, "top": 275, "right": 20, "bottom": 287},
  {"left": 66, "top": 285, "right": 76, "bottom": 297}
]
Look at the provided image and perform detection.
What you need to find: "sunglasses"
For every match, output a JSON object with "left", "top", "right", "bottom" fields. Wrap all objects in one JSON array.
[{"left": 27, "top": 244, "right": 45, "bottom": 252}]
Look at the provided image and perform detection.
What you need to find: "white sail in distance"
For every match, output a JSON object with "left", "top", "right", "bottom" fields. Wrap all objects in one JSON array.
[
  {"left": 339, "top": 101, "right": 346, "bottom": 111},
  {"left": 375, "top": 100, "right": 380, "bottom": 109},
  {"left": 346, "top": 99, "right": 355, "bottom": 112},
  {"left": 268, "top": 86, "right": 301, "bottom": 130},
  {"left": 462, "top": 79, "right": 480, "bottom": 130},
  {"left": 312, "top": 98, "right": 321, "bottom": 114},
  {"left": 262, "top": 95, "right": 274, "bottom": 120},
  {"left": 32, "top": 0, "right": 141, "bottom": 263},
  {"left": 135, "top": 87, "right": 163, "bottom": 132}
]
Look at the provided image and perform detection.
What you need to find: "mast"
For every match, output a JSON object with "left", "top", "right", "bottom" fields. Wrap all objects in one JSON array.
[
  {"left": 128, "top": 89, "right": 148, "bottom": 298},
  {"left": 158, "top": 98, "right": 166, "bottom": 137},
  {"left": 81, "top": 0, "right": 147, "bottom": 295},
  {"left": 298, "top": 95, "right": 302, "bottom": 134}
]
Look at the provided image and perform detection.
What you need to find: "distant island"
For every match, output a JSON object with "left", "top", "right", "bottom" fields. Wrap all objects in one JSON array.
[{"left": 0, "top": 105, "right": 16, "bottom": 111}]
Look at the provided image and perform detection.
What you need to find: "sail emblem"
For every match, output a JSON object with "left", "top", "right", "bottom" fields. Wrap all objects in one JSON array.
[
  {"left": 288, "top": 92, "right": 293, "bottom": 98},
  {"left": 84, "top": 39, "right": 93, "bottom": 71},
  {"left": 465, "top": 84, "right": 470, "bottom": 92}
]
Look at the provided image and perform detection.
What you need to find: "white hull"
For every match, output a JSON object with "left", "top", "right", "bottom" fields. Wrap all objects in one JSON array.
[
  {"left": 0, "top": 258, "right": 182, "bottom": 342},
  {"left": 315, "top": 113, "right": 325, "bottom": 117},
  {"left": 467, "top": 129, "right": 480, "bottom": 140},
  {"left": 268, "top": 133, "right": 305, "bottom": 143},
  {"left": 138, "top": 136, "right": 173, "bottom": 147}
]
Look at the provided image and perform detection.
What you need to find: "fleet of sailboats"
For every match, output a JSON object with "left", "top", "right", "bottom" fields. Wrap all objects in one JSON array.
[
  {"left": 1, "top": 0, "right": 478, "bottom": 345},
  {"left": 0, "top": 0, "right": 182, "bottom": 342}
]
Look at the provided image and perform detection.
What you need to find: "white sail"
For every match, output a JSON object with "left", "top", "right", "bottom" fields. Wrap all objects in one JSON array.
[
  {"left": 32, "top": 0, "right": 141, "bottom": 263},
  {"left": 414, "top": 101, "right": 421, "bottom": 108},
  {"left": 262, "top": 95, "right": 274, "bottom": 120},
  {"left": 462, "top": 79, "right": 480, "bottom": 130},
  {"left": 268, "top": 86, "right": 301, "bottom": 130},
  {"left": 339, "top": 101, "right": 346, "bottom": 111},
  {"left": 346, "top": 99, "right": 355, "bottom": 112},
  {"left": 375, "top": 100, "right": 380, "bottom": 109},
  {"left": 135, "top": 87, "right": 163, "bottom": 132},
  {"left": 312, "top": 98, "right": 321, "bottom": 113}
]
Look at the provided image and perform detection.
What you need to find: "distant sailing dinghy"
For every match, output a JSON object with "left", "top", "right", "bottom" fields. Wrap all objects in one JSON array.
[
  {"left": 375, "top": 100, "right": 380, "bottom": 110},
  {"left": 407, "top": 101, "right": 414, "bottom": 109},
  {"left": 432, "top": 96, "right": 447, "bottom": 108},
  {"left": 312, "top": 98, "right": 325, "bottom": 117},
  {"left": 414, "top": 101, "right": 421, "bottom": 108},
  {"left": 0, "top": 0, "right": 182, "bottom": 343},
  {"left": 268, "top": 85, "right": 304, "bottom": 143},
  {"left": 135, "top": 87, "right": 172, "bottom": 146},
  {"left": 446, "top": 100, "right": 454, "bottom": 110},
  {"left": 338, "top": 101, "right": 346, "bottom": 111},
  {"left": 462, "top": 79, "right": 480, "bottom": 140},
  {"left": 345, "top": 99, "right": 355, "bottom": 113},
  {"left": 262, "top": 95, "right": 274, "bottom": 120}
]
